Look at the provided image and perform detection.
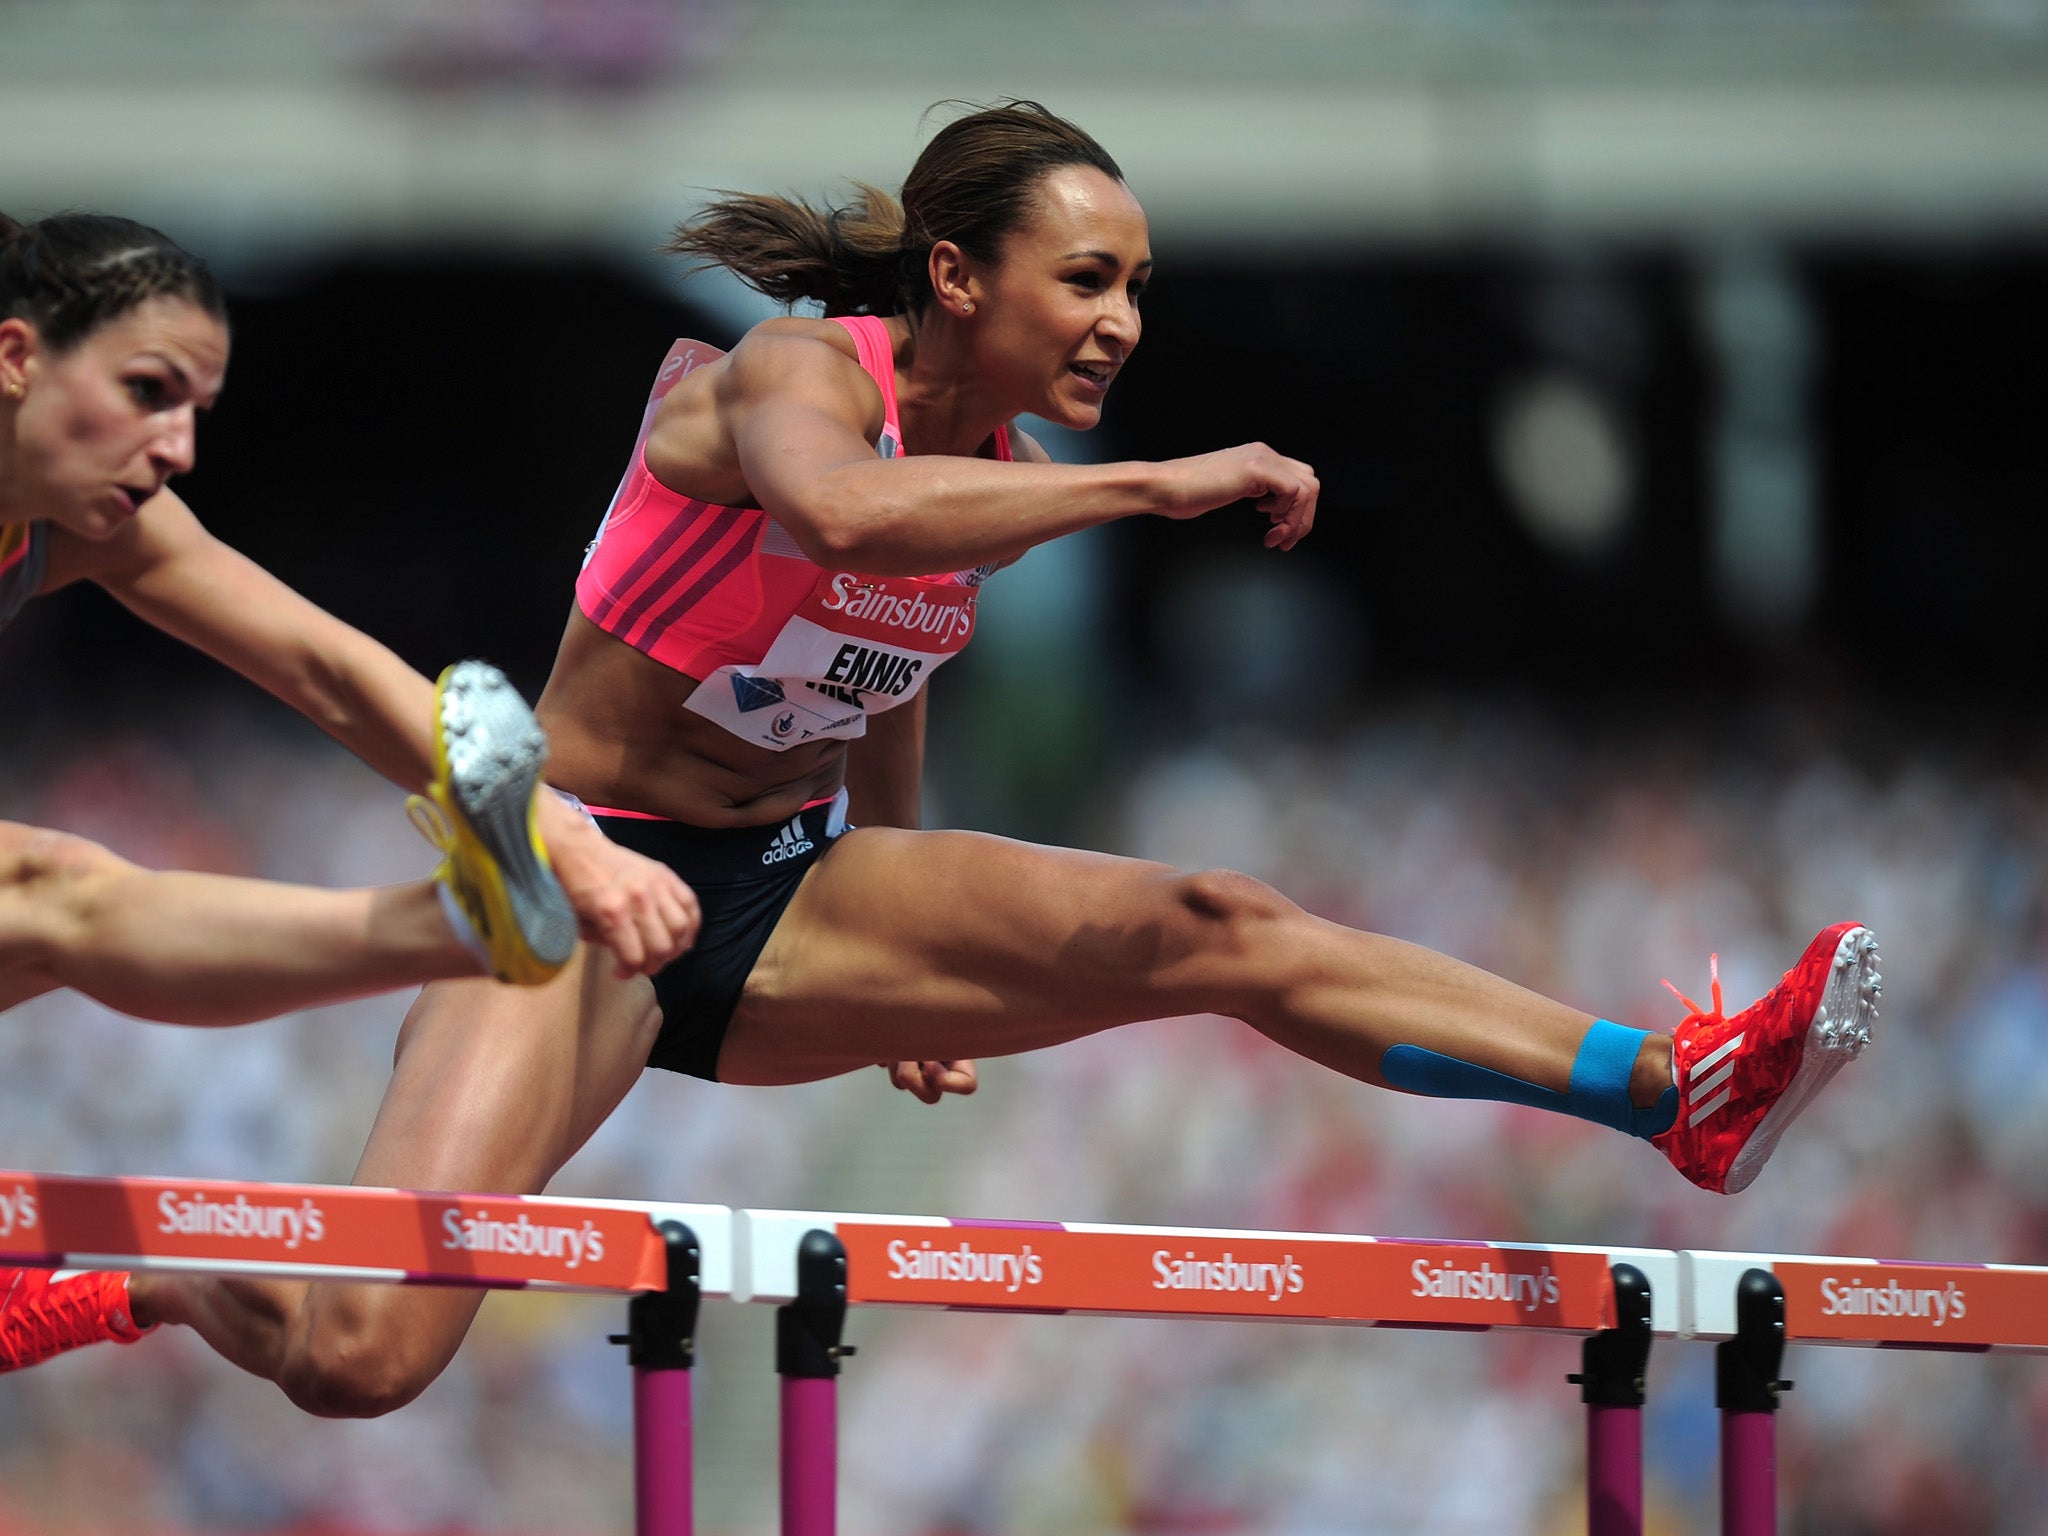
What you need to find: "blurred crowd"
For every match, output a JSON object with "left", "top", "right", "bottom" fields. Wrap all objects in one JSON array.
[{"left": 4, "top": 690, "right": 2047, "bottom": 1535}]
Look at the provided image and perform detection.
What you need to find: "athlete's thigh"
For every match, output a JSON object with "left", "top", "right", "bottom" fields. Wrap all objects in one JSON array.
[
  {"left": 294, "top": 950, "right": 662, "bottom": 1377},
  {"left": 721, "top": 826, "right": 1208, "bottom": 1084},
  {"left": 0, "top": 819, "right": 128, "bottom": 1004}
]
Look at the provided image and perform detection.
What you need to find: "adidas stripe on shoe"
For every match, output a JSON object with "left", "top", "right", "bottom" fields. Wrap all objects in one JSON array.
[{"left": 1653, "top": 922, "right": 1880, "bottom": 1195}]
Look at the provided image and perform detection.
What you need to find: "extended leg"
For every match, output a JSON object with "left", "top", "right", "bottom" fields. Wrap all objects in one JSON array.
[
  {"left": 720, "top": 828, "right": 1873, "bottom": 1192},
  {"left": 722, "top": 827, "right": 1658, "bottom": 1094},
  {"left": 0, "top": 820, "right": 485, "bottom": 1023}
]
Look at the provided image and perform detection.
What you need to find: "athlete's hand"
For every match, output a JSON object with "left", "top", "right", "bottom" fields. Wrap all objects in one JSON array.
[
  {"left": 536, "top": 792, "right": 701, "bottom": 976},
  {"left": 1156, "top": 443, "right": 1319, "bottom": 551},
  {"left": 882, "top": 1059, "right": 979, "bottom": 1105}
]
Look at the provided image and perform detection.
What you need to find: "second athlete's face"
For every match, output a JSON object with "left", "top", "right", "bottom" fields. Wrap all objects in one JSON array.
[
  {"left": 974, "top": 165, "right": 1151, "bottom": 430},
  {"left": 6, "top": 296, "right": 229, "bottom": 539}
]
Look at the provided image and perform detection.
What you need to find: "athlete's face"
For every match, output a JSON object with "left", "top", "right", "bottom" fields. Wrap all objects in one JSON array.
[
  {"left": 0, "top": 297, "right": 229, "bottom": 539},
  {"left": 975, "top": 166, "right": 1150, "bottom": 431}
]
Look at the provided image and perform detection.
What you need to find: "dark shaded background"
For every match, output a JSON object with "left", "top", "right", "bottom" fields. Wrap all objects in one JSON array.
[{"left": 6, "top": 243, "right": 2042, "bottom": 775}]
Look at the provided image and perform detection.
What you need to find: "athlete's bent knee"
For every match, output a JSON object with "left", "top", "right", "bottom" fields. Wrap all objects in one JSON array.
[
  {"left": 0, "top": 826, "right": 137, "bottom": 966},
  {"left": 1170, "top": 867, "right": 1300, "bottom": 934},
  {"left": 1158, "top": 868, "right": 1313, "bottom": 1011},
  {"left": 0, "top": 825, "right": 131, "bottom": 886},
  {"left": 278, "top": 1310, "right": 437, "bottom": 1420}
]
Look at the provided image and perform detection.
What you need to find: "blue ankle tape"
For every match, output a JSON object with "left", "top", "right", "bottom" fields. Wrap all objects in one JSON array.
[
  {"left": 1567, "top": 1019, "right": 1655, "bottom": 1134},
  {"left": 1382, "top": 1020, "right": 1671, "bottom": 1140}
]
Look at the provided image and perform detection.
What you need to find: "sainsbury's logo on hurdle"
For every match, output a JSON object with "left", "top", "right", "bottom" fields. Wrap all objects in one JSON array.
[
  {"left": 1411, "top": 1258, "right": 1561, "bottom": 1314},
  {"left": 888, "top": 1237, "right": 1043, "bottom": 1293},
  {"left": 1818, "top": 1275, "right": 1967, "bottom": 1326},
  {"left": 442, "top": 1209, "right": 607, "bottom": 1270},
  {"left": 159, "top": 1189, "right": 327, "bottom": 1249},
  {"left": 1153, "top": 1250, "right": 1306, "bottom": 1303},
  {"left": 0, "top": 1185, "right": 36, "bottom": 1238}
]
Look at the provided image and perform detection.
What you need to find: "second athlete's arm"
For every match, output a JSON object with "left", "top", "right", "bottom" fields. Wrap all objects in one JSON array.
[{"left": 45, "top": 496, "right": 699, "bottom": 970}]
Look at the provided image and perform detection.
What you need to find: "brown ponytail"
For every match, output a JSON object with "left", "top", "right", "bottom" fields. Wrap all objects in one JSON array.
[
  {"left": 663, "top": 100, "right": 1124, "bottom": 318},
  {"left": 0, "top": 212, "right": 227, "bottom": 352},
  {"left": 664, "top": 181, "right": 911, "bottom": 318}
]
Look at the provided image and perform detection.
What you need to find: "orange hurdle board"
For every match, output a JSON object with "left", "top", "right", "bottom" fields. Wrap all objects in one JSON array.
[
  {"left": 1685, "top": 1250, "right": 2048, "bottom": 1353},
  {"left": 0, "top": 1169, "right": 733, "bottom": 1295},
  {"left": 740, "top": 1210, "right": 1681, "bottom": 1335}
]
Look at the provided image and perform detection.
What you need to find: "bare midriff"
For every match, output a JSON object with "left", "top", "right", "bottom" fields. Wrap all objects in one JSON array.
[{"left": 536, "top": 610, "right": 846, "bottom": 829}]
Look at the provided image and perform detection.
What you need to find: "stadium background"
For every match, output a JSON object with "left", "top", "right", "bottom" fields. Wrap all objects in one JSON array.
[{"left": 5, "top": 2, "right": 2048, "bottom": 1532}]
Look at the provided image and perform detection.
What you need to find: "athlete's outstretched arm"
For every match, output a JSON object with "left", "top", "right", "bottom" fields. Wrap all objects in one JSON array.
[
  {"left": 39, "top": 496, "right": 697, "bottom": 972},
  {"left": 715, "top": 330, "right": 1319, "bottom": 575}
]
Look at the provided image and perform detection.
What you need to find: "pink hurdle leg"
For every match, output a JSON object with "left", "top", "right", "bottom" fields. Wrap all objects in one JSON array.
[
  {"left": 614, "top": 1221, "right": 702, "bottom": 1536},
  {"left": 778, "top": 1229, "right": 852, "bottom": 1536},
  {"left": 637, "top": 1364, "right": 694, "bottom": 1536},
  {"left": 1717, "top": 1268, "right": 1790, "bottom": 1536},
  {"left": 1721, "top": 1410, "right": 1778, "bottom": 1536},
  {"left": 1588, "top": 1406, "right": 1644, "bottom": 1535},
  {"left": 781, "top": 1376, "right": 837, "bottom": 1536},
  {"left": 1572, "top": 1262, "right": 1653, "bottom": 1536}
]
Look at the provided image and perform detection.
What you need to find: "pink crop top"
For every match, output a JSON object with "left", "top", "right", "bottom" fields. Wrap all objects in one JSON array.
[{"left": 575, "top": 316, "right": 1009, "bottom": 751}]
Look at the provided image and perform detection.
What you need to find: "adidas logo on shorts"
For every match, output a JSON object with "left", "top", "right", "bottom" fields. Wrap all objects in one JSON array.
[{"left": 761, "top": 814, "right": 815, "bottom": 866}]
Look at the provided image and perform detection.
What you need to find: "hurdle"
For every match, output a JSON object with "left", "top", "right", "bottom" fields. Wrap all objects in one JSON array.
[
  {"left": 0, "top": 1168, "right": 732, "bottom": 1536},
  {"left": 740, "top": 1210, "right": 1682, "bottom": 1536},
  {"left": 742, "top": 1216, "right": 2048, "bottom": 1536},
  {"left": 1686, "top": 1249, "right": 2048, "bottom": 1536},
  {"left": 11, "top": 1168, "right": 2048, "bottom": 1536}
]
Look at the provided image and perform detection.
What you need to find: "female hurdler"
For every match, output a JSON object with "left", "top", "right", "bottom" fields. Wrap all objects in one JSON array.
[
  {"left": 0, "top": 212, "right": 698, "bottom": 1357},
  {"left": 4, "top": 107, "right": 1876, "bottom": 1394}
]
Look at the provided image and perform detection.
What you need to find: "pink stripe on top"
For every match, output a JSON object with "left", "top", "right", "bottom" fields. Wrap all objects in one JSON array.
[{"left": 571, "top": 319, "right": 1008, "bottom": 757}]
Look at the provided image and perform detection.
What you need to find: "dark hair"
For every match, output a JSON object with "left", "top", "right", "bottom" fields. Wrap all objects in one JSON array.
[
  {"left": 663, "top": 100, "right": 1125, "bottom": 318},
  {"left": 0, "top": 211, "right": 227, "bottom": 353}
]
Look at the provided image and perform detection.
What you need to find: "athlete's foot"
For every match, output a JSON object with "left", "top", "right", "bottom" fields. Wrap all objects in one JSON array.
[
  {"left": 1, "top": 1268, "right": 150, "bottom": 1371},
  {"left": 409, "top": 660, "right": 578, "bottom": 985},
  {"left": 1652, "top": 922, "right": 1880, "bottom": 1195}
]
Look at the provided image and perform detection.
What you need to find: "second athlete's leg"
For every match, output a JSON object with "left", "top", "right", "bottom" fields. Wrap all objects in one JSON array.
[
  {"left": 0, "top": 820, "right": 484, "bottom": 1023},
  {"left": 132, "top": 953, "right": 662, "bottom": 1414}
]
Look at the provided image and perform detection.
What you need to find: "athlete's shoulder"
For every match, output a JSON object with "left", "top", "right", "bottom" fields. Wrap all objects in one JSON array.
[
  {"left": 721, "top": 316, "right": 885, "bottom": 434},
  {"left": 728, "top": 314, "right": 864, "bottom": 372}
]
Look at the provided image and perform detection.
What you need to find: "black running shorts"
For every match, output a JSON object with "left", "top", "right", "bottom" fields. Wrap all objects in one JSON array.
[{"left": 588, "top": 790, "right": 848, "bottom": 1081}]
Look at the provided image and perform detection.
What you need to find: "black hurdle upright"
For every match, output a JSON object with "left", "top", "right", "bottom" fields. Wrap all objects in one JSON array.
[
  {"left": 778, "top": 1228, "right": 853, "bottom": 1536},
  {"left": 1570, "top": 1261, "right": 1654, "bottom": 1536},
  {"left": 1718, "top": 1268, "right": 1791, "bottom": 1536},
  {"left": 611, "top": 1219, "right": 702, "bottom": 1536}
]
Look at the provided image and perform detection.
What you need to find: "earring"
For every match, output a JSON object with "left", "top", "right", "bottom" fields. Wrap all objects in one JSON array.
[
  {"left": 3, "top": 382, "right": 20, "bottom": 400},
  {"left": 961, "top": 302, "right": 974, "bottom": 314}
]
